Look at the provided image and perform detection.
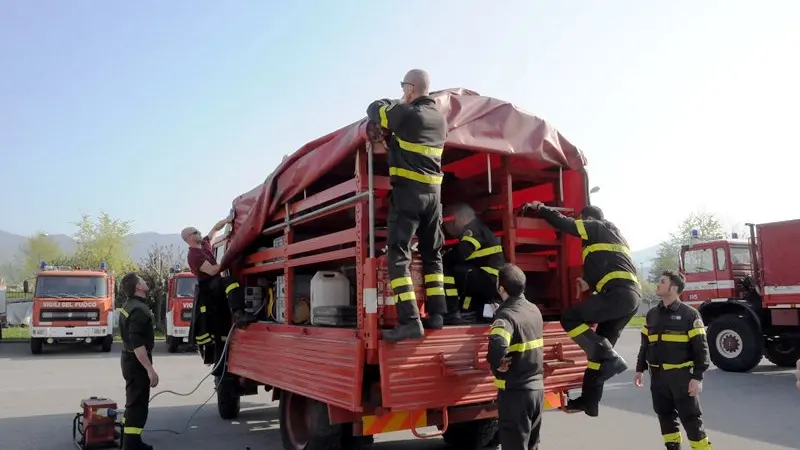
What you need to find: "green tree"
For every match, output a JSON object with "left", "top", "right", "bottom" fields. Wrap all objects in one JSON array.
[
  {"left": 649, "top": 211, "right": 726, "bottom": 281},
  {"left": 138, "top": 244, "right": 185, "bottom": 329},
  {"left": 71, "top": 213, "right": 136, "bottom": 275},
  {"left": 18, "top": 233, "right": 63, "bottom": 278}
]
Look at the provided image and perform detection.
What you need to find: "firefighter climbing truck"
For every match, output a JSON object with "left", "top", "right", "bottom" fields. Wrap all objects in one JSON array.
[
  {"left": 165, "top": 265, "right": 197, "bottom": 353},
  {"left": 212, "top": 88, "right": 594, "bottom": 450},
  {"left": 680, "top": 220, "right": 800, "bottom": 372},
  {"left": 29, "top": 262, "right": 116, "bottom": 354}
]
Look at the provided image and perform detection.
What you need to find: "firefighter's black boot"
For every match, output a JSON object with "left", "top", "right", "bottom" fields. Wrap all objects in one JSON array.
[
  {"left": 443, "top": 310, "right": 468, "bottom": 325},
  {"left": 122, "top": 435, "right": 152, "bottom": 450},
  {"left": 665, "top": 443, "right": 681, "bottom": 450},
  {"left": 596, "top": 348, "right": 628, "bottom": 385},
  {"left": 423, "top": 313, "right": 444, "bottom": 329},
  {"left": 384, "top": 301, "right": 425, "bottom": 343},
  {"left": 233, "top": 310, "right": 257, "bottom": 328},
  {"left": 564, "top": 393, "right": 599, "bottom": 417}
]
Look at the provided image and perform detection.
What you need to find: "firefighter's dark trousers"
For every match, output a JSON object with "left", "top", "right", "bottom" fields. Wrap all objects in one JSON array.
[
  {"left": 561, "top": 284, "right": 640, "bottom": 405},
  {"left": 650, "top": 369, "right": 712, "bottom": 449},
  {"left": 121, "top": 351, "right": 151, "bottom": 446},
  {"left": 443, "top": 261, "right": 499, "bottom": 321},
  {"left": 497, "top": 388, "right": 543, "bottom": 450},
  {"left": 201, "top": 275, "right": 246, "bottom": 312},
  {"left": 387, "top": 187, "right": 447, "bottom": 323}
]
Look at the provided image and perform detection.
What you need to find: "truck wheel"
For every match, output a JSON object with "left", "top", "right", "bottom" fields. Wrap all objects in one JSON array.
[
  {"left": 100, "top": 335, "right": 113, "bottom": 352},
  {"left": 341, "top": 423, "right": 374, "bottom": 449},
  {"left": 167, "top": 337, "right": 179, "bottom": 353},
  {"left": 278, "top": 391, "right": 343, "bottom": 450},
  {"left": 707, "top": 313, "right": 763, "bottom": 372},
  {"left": 216, "top": 376, "right": 241, "bottom": 420},
  {"left": 765, "top": 338, "right": 800, "bottom": 368},
  {"left": 30, "top": 337, "right": 43, "bottom": 354},
  {"left": 441, "top": 418, "right": 499, "bottom": 449}
]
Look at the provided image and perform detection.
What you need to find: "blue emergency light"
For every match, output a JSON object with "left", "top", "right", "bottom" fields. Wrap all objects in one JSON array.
[
  {"left": 173, "top": 263, "right": 181, "bottom": 272},
  {"left": 732, "top": 232, "right": 739, "bottom": 239},
  {"left": 40, "top": 261, "right": 47, "bottom": 269},
  {"left": 100, "top": 262, "right": 107, "bottom": 270},
  {"left": 691, "top": 229, "right": 699, "bottom": 238}
]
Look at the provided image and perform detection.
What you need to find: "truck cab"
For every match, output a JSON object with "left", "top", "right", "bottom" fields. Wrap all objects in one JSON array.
[
  {"left": 680, "top": 236, "right": 752, "bottom": 307},
  {"left": 29, "top": 262, "right": 115, "bottom": 354},
  {"left": 165, "top": 266, "right": 197, "bottom": 353}
]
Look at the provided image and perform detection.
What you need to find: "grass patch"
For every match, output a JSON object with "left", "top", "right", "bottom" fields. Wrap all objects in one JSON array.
[{"left": 627, "top": 316, "right": 645, "bottom": 328}]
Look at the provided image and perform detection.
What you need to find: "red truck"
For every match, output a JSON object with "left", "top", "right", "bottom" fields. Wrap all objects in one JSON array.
[
  {"left": 165, "top": 267, "right": 197, "bottom": 353},
  {"left": 213, "top": 88, "right": 592, "bottom": 449},
  {"left": 680, "top": 220, "right": 800, "bottom": 372}
]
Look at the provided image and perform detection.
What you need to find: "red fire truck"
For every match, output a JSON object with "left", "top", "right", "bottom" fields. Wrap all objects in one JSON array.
[
  {"left": 165, "top": 266, "right": 197, "bottom": 353},
  {"left": 29, "top": 262, "right": 115, "bottom": 354},
  {"left": 680, "top": 220, "right": 800, "bottom": 372},
  {"left": 213, "top": 88, "right": 593, "bottom": 449}
]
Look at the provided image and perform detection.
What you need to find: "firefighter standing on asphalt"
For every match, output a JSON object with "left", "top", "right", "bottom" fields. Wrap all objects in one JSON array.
[
  {"left": 488, "top": 264, "right": 544, "bottom": 450},
  {"left": 635, "top": 270, "right": 713, "bottom": 450},
  {"left": 443, "top": 203, "right": 507, "bottom": 324},
  {"left": 366, "top": 69, "right": 449, "bottom": 343},
  {"left": 526, "top": 201, "right": 641, "bottom": 417},
  {"left": 118, "top": 272, "right": 159, "bottom": 450}
]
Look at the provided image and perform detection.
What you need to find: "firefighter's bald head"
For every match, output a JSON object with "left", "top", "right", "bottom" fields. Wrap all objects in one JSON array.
[
  {"left": 401, "top": 69, "right": 430, "bottom": 103},
  {"left": 181, "top": 227, "right": 202, "bottom": 245}
]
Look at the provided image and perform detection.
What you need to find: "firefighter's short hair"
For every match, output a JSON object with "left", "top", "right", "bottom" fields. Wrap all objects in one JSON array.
[
  {"left": 662, "top": 270, "right": 685, "bottom": 294},
  {"left": 580, "top": 205, "right": 604, "bottom": 221},
  {"left": 120, "top": 272, "right": 141, "bottom": 298},
  {"left": 498, "top": 264, "right": 527, "bottom": 298}
]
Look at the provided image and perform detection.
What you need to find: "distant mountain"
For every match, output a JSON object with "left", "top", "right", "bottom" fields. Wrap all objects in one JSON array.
[
  {"left": 0, "top": 230, "right": 185, "bottom": 265},
  {"left": 632, "top": 244, "right": 660, "bottom": 276}
]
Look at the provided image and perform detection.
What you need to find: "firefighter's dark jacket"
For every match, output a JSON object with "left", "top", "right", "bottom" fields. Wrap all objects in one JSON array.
[
  {"left": 366, "top": 96, "right": 447, "bottom": 192},
  {"left": 636, "top": 300, "right": 710, "bottom": 381},
  {"left": 119, "top": 296, "right": 155, "bottom": 353},
  {"left": 189, "top": 279, "right": 215, "bottom": 349},
  {"left": 452, "top": 218, "right": 506, "bottom": 276},
  {"left": 537, "top": 206, "right": 639, "bottom": 293},
  {"left": 487, "top": 295, "right": 544, "bottom": 390}
]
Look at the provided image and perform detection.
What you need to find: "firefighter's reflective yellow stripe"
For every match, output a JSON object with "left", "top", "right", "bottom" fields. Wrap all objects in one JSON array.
[
  {"left": 389, "top": 167, "right": 443, "bottom": 185},
  {"left": 378, "top": 105, "right": 390, "bottom": 128},
  {"left": 443, "top": 276, "right": 455, "bottom": 284},
  {"left": 595, "top": 271, "right": 639, "bottom": 292},
  {"left": 196, "top": 332, "right": 212, "bottom": 345},
  {"left": 461, "top": 236, "right": 481, "bottom": 249},
  {"left": 200, "top": 305, "right": 206, "bottom": 313},
  {"left": 426, "top": 287, "right": 445, "bottom": 297},
  {"left": 446, "top": 289, "right": 458, "bottom": 296},
  {"left": 463, "top": 296, "right": 472, "bottom": 309},
  {"left": 466, "top": 245, "right": 503, "bottom": 261},
  {"left": 118, "top": 308, "right": 129, "bottom": 318},
  {"left": 481, "top": 266, "right": 499, "bottom": 276},
  {"left": 649, "top": 333, "right": 690, "bottom": 343},
  {"left": 494, "top": 379, "right": 506, "bottom": 389},
  {"left": 575, "top": 220, "right": 589, "bottom": 240},
  {"left": 567, "top": 323, "right": 590, "bottom": 338},
  {"left": 225, "top": 282, "right": 240, "bottom": 295},
  {"left": 689, "top": 437, "right": 712, "bottom": 449},
  {"left": 688, "top": 327, "right": 706, "bottom": 338},
  {"left": 649, "top": 361, "right": 694, "bottom": 370},
  {"left": 395, "top": 135, "right": 444, "bottom": 157},
  {"left": 586, "top": 360, "right": 601, "bottom": 370},
  {"left": 362, "top": 409, "right": 427, "bottom": 435},
  {"left": 508, "top": 338, "right": 543, "bottom": 353},
  {"left": 582, "top": 243, "right": 632, "bottom": 262},
  {"left": 395, "top": 291, "right": 416, "bottom": 302},
  {"left": 424, "top": 273, "right": 444, "bottom": 283},
  {"left": 663, "top": 431, "right": 682, "bottom": 444},
  {"left": 641, "top": 326, "right": 648, "bottom": 335},
  {"left": 391, "top": 277, "right": 413, "bottom": 289},
  {"left": 489, "top": 326, "right": 512, "bottom": 342},
  {"left": 124, "top": 427, "right": 143, "bottom": 435}
]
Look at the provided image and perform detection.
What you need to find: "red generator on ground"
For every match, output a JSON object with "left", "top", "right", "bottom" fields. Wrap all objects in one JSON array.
[
  {"left": 72, "top": 397, "right": 121, "bottom": 449},
  {"left": 212, "top": 88, "right": 593, "bottom": 450}
]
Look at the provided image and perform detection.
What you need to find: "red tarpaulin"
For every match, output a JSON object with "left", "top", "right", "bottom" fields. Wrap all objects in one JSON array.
[{"left": 221, "top": 88, "right": 587, "bottom": 268}]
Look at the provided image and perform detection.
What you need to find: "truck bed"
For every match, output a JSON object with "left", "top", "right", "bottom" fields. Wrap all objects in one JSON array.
[{"left": 758, "top": 219, "right": 800, "bottom": 307}]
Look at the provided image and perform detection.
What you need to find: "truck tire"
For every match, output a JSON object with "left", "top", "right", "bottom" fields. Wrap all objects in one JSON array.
[
  {"left": 30, "top": 337, "right": 43, "bottom": 354},
  {"left": 765, "top": 338, "right": 800, "bottom": 368},
  {"left": 278, "top": 391, "right": 343, "bottom": 450},
  {"left": 100, "top": 335, "right": 113, "bottom": 352},
  {"left": 441, "top": 418, "right": 500, "bottom": 449},
  {"left": 216, "top": 376, "right": 241, "bottom": 420},
  {"left": 707, "top": 313, "right": 762, "bottom": 372},
  {"left": 167, "top": 337, "right": 179, "bottom": 353},
  {"left": 340, "top": 423, "right": 374, "bottom": 450}
]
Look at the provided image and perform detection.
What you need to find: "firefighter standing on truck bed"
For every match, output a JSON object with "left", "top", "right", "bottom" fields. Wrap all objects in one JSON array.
[
  {"left": 443, "top": 202, "right": 507, "bottom": 324},
  {"left": 635, "top": 270, "right": 713, "bottom": 450},
  {"left": 488, "top": 264, "right": 544, "bottom": 450},
  {"left": 365, "top": 69, "right": 449, "bottom": 343},
  {"left": 526, "top": 201, "right": 641, "bottom": 417},
  {"left": 118, "top": 272, "right": 159, "bottom": 450}
]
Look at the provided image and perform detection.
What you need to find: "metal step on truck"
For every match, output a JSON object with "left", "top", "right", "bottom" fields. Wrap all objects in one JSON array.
[
  {"left": 210, "top": 88, "right": 594, "bottom": 450},
  {"left": 680, "top": 220, "right": 800, "bottom": 372}
]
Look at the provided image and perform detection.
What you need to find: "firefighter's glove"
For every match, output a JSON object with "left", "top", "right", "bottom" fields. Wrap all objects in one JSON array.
[{"left": 366, "top": 121, "right": 388, "bottom": 143}]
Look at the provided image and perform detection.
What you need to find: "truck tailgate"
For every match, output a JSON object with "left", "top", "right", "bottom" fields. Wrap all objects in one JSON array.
[{"left": 378, "top": 321, "right": 586, "bottom": 411}]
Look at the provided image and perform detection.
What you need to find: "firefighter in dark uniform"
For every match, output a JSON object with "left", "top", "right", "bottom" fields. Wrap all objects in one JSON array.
[
  {"left": 526, "top": 202, "right": 641, "bottom": 416},
  {"left": 488, "top": 264, "right": 544, "bottom": 450},
  {"left": 366, "top": 69, "right": 449, "bottom": 343},
  {"left": 443, "top": 203, "right": 507, "bottom": 324},
  {"left": 118, "top": 272, "right": 158, "bottom": 450},
  {"left": 635, "top": 270, "right": 713, "bottom": 450}
]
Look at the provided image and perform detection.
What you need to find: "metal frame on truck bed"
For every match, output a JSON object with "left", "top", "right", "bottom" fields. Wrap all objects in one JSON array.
[{"left": 216, "top": 88, "right": 594, "bottom": 450}]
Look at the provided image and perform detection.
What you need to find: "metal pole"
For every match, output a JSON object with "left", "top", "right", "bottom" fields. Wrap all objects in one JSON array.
[
  {"left": 367, "top": 144, "right": 376, "bottom": 259},
  {"left": 558, "top": 166, "right": 564, "bottom": 206},
  {"left": 261, "top": 192, "right": 369, "bottom": 235}
]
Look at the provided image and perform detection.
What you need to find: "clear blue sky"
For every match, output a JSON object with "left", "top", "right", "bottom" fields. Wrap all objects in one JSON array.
[{"left": 1, "top": 1, "right": 797, "bottom": 250}]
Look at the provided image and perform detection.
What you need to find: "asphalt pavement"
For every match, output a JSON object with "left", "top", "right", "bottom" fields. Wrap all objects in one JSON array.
[{"left": 1, "top": 329, "right": 798, "bottom": 450}]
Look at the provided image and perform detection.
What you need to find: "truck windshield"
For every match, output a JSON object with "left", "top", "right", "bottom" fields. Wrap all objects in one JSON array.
[
  {"left": 175, "top": 277, "right": 197, "bottom": 298},
  {"left": 730, "top": 246, "right": 751, "bottom": 265},
  {"left": 36, "top": 276, "right": 107, "bottom": 298}
]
